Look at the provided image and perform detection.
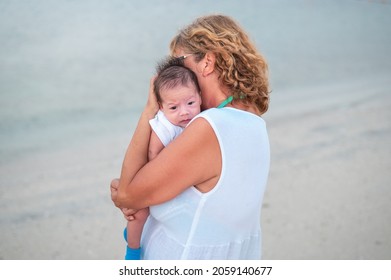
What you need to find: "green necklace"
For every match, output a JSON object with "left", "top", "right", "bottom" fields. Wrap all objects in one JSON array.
[{"left": 216, "top": 96, "right": 233, "bottom": 108}]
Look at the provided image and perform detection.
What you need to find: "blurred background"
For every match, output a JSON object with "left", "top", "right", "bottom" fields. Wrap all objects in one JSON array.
[{"left": 0, "top": 0, "right": 390, "bottom": 259}]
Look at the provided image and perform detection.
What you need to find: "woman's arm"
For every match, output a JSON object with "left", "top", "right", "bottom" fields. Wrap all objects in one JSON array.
[
  {"left": 112, "top": 116, "right": 222, "bottom": 210},
  {"left": 111, "top": 77, "right": 158, "bottom": 207}
]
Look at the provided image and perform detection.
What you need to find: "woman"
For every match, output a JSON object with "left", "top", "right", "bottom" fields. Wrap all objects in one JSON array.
[{"left": 111, "top": 14, "right": 271, "bottom": 259}]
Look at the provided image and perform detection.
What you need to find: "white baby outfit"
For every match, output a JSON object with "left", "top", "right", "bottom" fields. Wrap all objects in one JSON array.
[
  {"left": 142, "top": 107, "right": 270, "bottom": 259},
  {"left": 149, "top": 110, "right": 183, "bottom": 147}
]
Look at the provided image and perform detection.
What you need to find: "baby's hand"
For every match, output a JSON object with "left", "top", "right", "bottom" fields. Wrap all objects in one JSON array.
[
  {"left": 122, "top": 208, "right": 138, "bottom": 221},
  {"left": 123, "top": 207, "right": 150, "bottom": 222}
]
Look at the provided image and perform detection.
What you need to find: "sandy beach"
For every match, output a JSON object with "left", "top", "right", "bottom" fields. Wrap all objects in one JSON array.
[{"left": 1, "top": 0, "right": 390, "bottom": 259}]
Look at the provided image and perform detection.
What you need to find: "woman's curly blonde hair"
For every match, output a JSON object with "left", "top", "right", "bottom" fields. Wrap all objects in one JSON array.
[{"left": 170, "top": 14, "right": 270, "bottom": 115}]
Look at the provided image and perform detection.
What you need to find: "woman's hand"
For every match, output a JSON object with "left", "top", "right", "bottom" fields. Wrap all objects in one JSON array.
[
  {"left": 111, "top": 178, "right": 149, "bottom": 221},
  {"left": 110, "top": 178, "right": 120, "bottom": 208},
  {"left": 143, "top": 75, "right": 159, "bottom": 118}
]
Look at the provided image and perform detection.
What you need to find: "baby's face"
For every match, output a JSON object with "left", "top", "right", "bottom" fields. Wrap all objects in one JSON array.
[{"left": 160, "top": 84, "right": 201, "bottom": 128}]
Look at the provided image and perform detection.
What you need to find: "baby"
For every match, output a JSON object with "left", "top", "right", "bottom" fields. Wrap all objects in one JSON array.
[{"left": 123, "top": 56, "right": 202, "bottom": 259}]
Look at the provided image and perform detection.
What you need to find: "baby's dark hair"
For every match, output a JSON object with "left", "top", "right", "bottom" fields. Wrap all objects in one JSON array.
[{"left": 153, "top": 56, "right": 201, "bottom": 104}]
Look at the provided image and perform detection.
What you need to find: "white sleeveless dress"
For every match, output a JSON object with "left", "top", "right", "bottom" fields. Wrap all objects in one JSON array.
[{"left": 141, "top": 107, "right": 270, "bottom": 259}]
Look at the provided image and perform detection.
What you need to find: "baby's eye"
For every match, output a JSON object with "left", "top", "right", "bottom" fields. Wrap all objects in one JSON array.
[
  {"left": 169, "top": 106, "right": 177, "bottom": 110},
  {"left": 188, "top": 101, "right": 195, "bottom": 105}
]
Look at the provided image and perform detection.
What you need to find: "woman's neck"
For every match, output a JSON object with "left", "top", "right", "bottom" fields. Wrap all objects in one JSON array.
[
  {"left": 229, "top": 101, "right": 261, "bottom": 116},
  {"left": 202, "top": 82, "right": 261, "bottom": 115}
]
